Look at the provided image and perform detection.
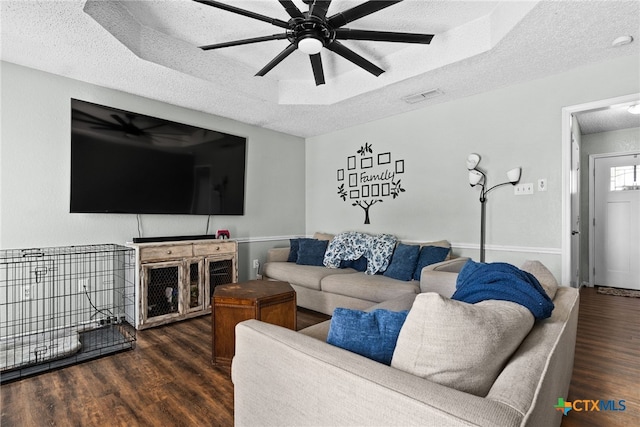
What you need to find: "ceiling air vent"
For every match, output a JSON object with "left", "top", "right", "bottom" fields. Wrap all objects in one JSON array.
[{"left": 402, "top": 89, "right": 444, "bottom": 104}]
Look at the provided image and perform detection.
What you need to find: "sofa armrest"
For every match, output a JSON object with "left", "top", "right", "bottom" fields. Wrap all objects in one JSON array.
[
  {"left": 232, "top": 320, "right": 521, "bottom": 427},
  {"left": 419, "top": 258, "right": 469, "bottom": 296},
  {"left": 422, "top": 257, "right": 470, "bottom": 273},
  {"left": 266, "top": 247, "right": 290, "bottom": 263}
]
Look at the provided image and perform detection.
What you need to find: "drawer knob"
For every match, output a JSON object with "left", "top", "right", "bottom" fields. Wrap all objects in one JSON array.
[
  {"left": 216, "top": 246, "right": 220, "bottom": 251},
  {"left": 167, "top": 250, "right": 172, "bottom": 254}
]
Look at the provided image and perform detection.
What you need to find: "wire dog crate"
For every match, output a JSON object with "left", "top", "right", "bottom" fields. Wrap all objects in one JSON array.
[{"left": 0, "top": 244, "right": 136, "bottom": 383}]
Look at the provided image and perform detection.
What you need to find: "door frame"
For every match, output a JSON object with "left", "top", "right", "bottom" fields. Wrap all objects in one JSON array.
[
  {"left": 588, "top": 151, "right": 640, "bottom": 286},
  {"left": 561, "top": 93, "right": 640, "bottom": 287}
]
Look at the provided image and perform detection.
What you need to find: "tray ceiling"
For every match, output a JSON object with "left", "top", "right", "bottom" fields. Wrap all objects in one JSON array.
[{"left": 1, "top": 0, "right": 639, "bottom": 137}]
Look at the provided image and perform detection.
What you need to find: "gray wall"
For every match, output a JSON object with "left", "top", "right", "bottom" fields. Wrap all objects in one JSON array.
[
  {"left": 3, "top": 54, "right": 640, "bottom": 284},
  {"left": 306, "top": 54, "right": 640, "bottom": 281},
  {"left": 0, "top": 61, "right": 306, "bottom": 281}
]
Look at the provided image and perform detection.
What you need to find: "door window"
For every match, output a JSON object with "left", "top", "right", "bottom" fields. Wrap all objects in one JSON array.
[{"left": 610, "top": 165, "right": 639, "bottom": 191}]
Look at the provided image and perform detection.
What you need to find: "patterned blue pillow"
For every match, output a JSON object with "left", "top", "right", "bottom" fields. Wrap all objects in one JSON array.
[
  {"left": 327, "top": 308, "right": 409, "bottom": 365},
  {"left": 412, "top": 245, "right": 450, "bottom": 280},
  {"left": 296, "top": 239, "right": 329, "bottom": 266},
  {"left": 384, "top": 243, "right": 420, "bottom": 281}
]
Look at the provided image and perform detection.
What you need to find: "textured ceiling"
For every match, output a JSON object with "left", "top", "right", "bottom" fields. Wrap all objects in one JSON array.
[
  {"left": 1, "top": 0, "right": 639, "bottom": 137},
  {"left": 574, "top": 103, "right": 640, "bottom": 135}
]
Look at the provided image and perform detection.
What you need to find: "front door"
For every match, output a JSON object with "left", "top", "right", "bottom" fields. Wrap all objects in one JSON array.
[{"left": 593, "top": 153, "right": 640, "bottom": 290}]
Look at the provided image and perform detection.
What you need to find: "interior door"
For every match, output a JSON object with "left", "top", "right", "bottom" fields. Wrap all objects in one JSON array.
[{"left": 593, "top": 154, "right": 640, "bottom": 290}]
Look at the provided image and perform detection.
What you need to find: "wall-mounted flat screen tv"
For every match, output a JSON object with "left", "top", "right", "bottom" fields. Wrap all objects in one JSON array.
[{"left": 70, "top": 99, "right": 246, "bottom": 215}]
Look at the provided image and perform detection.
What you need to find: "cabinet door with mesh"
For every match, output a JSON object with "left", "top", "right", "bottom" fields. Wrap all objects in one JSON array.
[
  {"left": 186, "top": 259, "right": 205, "bottom": 313},
  {"left": 205, "top": 257, "right": 236, "bottom": 308},
  {"left": 141, "top": 261, "right": 183, "bottom": 324}
]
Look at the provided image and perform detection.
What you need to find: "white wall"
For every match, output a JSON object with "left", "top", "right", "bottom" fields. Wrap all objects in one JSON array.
[
  {"left": 0, "top": 62, "right": 306, "bottom": 280},
  {"left": 306, "top": 54, "right": 640, "bottom": 281}
]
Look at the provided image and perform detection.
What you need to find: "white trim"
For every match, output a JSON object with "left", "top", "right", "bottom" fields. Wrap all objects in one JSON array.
[
  {"left": 560, "top": 93, "right": 640, "bottom": 287},
  {"left": 451, "top": 242, "right": 561, "bottom": 255}
]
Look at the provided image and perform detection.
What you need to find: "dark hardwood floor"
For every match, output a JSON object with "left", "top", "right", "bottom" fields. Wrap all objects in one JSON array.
[
  {"left": 0, "top": 308, "right": 330, "bottom": 427},
  {"left": 560, "top": 287, "right": 640, "bottom": 427},
  {"left": 1, "top": 288, "right": 637, "bottom": 427}
]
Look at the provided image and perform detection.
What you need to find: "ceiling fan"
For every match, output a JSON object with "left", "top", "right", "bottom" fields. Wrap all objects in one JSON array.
[
  {"left": 73, "top": 110, "right": 161, "bottom": 136},
  {"left": 194, "top": 0, "right": 434, "bottom": 86},
  {"left": 72, "top": 109, "right": 210, "bottom": 147}
]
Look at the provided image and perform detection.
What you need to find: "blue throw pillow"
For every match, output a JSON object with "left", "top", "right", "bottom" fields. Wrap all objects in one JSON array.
[
  {"left": 384, "top": 243, "right": 420, "bottom": 281},
  {"left": 340, "top": 256, "right": 367, "bottom": 272},
  {"left": 412, "top": 245, "right": 450, "bottom": 280},
  {"left": 327, "top": 308, "right": 409, "bottom": 365},
  {"left": 287, "top": 238, "right": 301, "bottom": 262},
  {"left": 296, "top": 238, "right": 329, "bottom": 266}
]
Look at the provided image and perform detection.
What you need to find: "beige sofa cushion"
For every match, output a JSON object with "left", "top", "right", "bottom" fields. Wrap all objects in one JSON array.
[
  {"left": 263, "top": 263, "right": 355, "bottom": 291},
  {"left": 521, "top": 260, "right": 559, "bottom": 300},
  {"left": 391, "top": 293, "right": 534, "bottom": 397},
  {"left": 321, "top": 272, "right": 419, "bottom": 303}
]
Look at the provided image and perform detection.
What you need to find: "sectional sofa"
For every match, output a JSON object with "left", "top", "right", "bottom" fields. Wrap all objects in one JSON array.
[
  {"left": 262, "top": 233, "right": 467, "bottom": 315},
  {"left": 233, "top": 260, "right": 580, "bottom": 426}
]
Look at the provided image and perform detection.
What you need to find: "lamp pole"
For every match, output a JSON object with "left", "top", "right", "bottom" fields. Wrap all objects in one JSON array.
[
  {"left": 478, "top": 180, "right": 516, "bottom": 263},
  {"left": 467, "top": 154, "right": 521, "bottom": 263}
]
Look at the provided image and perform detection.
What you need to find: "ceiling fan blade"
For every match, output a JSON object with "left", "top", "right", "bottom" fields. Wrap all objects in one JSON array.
[
  {"left": 327, "top": 1, "right": 401, "bottom": 28},
  {"left": 278, "top": 0, "right": 304, "bottom": 19},
  {"left": 309, "top": 53, "right": 325, "bottom": 86},
  {"left": 308, "top": 0, "right": 332, "bottom": 20},
  {"left": 193, "top": 0, "right": 290, "bottom": 29},
  {"left": 335, "top": 28, "right": 433, "bottom": 44},
  {"left": 90, "top": 126, "right": 128, "bottom": 132},
  {"left": 112, "top": 115, "right": 129, "bottom": 127},
  {"left": 72, "top": 110, "right": 118, "bottom": 127},
  {"left": 326, "top": 40, "right": 384, "bottom": 76},
  {"left": 200, "top": 33, "right": 289, "bottom": 50},
  {"left": 255, "top": 44, "right": 297, "bottom": 77},
  {"left": 140, "top": 123, "right": 171, "bottom": 132}
]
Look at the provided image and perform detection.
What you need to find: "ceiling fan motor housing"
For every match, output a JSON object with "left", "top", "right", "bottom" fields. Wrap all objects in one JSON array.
[{"left": 290, "top": 15, "right": 334, "bottom": 52}]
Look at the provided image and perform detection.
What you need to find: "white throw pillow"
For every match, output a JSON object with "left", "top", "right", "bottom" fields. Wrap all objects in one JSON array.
[
  {"left": 391, "top": 293, "right": 534, "bottom": 397},
  {"left": 520, "top": 260, "right": 558, "bottom": 300}
]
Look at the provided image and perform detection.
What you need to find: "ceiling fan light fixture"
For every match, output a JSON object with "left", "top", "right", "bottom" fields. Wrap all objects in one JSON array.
[
  {"left": 628, "top": 104, "right": 640, "bottom": 115},
  {"left": 298, "top": 36, "right": 323, "bottom": 55},
  {"left": 611, "top": 35, "right": 633, "bottom": 47}
]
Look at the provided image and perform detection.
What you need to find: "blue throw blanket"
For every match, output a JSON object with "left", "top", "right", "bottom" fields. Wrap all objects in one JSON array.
[{"left": 452, "top": 260, "right": 554, "bottom": 320}]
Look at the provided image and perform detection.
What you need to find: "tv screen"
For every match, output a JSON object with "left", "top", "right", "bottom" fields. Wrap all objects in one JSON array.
[{"left": 70, "top": 99, "right": 246, "bottom": 215}]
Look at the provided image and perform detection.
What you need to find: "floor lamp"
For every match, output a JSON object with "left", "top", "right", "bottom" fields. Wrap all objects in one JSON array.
[{"left": 467, "top": 154, "right": 521, "bottom": 263}]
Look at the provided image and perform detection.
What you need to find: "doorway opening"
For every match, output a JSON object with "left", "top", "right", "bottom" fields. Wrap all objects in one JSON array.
[{"left": 561, "top": 94, "right": 640, "bottom": 287}]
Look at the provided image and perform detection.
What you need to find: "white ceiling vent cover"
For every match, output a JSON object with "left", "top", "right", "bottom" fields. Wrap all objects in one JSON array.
[{"left": 402, "top": 89, "right": 444, "bottom": 104}]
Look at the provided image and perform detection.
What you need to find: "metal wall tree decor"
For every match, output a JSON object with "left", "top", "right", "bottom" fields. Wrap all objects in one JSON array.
[{"left": 337, "top": 143, "right": 406, "bottom": 224}]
